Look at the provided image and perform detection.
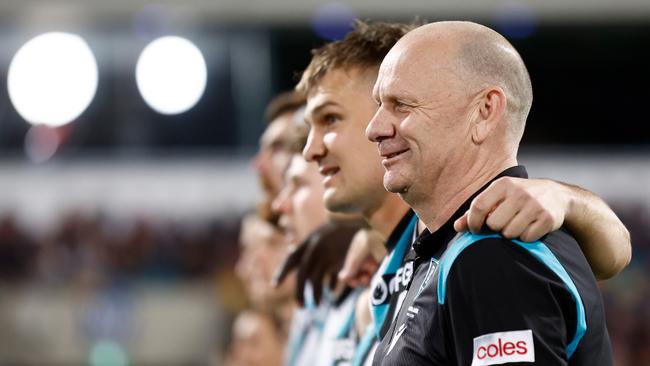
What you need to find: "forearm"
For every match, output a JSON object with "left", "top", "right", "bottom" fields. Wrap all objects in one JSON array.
[{"left": 561, "top": 182, "right": 631, "bottom": 280}]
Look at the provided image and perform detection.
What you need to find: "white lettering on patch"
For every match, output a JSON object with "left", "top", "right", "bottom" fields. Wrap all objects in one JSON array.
[{"left": 471, "top": 329, "right": 535, "bottom": 365}]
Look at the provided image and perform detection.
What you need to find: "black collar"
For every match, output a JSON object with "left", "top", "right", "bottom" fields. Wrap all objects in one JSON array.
[
  {"left": 385, "top": 210, "right": 416, "bottom": 252},
  {"left": 413, "top": 166, "right": 528, "bottom": 260}
]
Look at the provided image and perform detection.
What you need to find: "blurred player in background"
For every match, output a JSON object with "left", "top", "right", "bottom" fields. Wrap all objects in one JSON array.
[
  {"left": 226, "top": 92, "right": 307, "bottom": 366},
  {"left": 224, "top": 309, "right": 286, "bottom": 366},
  {"left": 253, "top": 91, "right": 307, "bottom": 224},
  {"left": 236, "top": 214, "right": 295, "bottom": 329},
  {"left": 271, "top": 107, "right": 367, "bottom": 366}
]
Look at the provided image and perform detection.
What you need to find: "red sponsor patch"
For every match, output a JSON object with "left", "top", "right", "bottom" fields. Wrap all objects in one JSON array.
[{"left": 472, "top": 330, "right": 535, "bottom": 365}]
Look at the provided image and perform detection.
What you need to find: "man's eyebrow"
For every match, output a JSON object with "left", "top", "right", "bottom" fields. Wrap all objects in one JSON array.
[
  {"left": 383, "top": 90, "right": 419, "bottom": 105},
  {"left": 309, "top": 101, "right": 340, "bottom": 116}
]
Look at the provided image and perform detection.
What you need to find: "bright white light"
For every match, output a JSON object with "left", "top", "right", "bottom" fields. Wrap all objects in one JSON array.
[
  {"left": 7, "top": 32, "right": 98, "bottom": 127},
  {"left": 136, "top": 36, "right": 207, "bottom": 115}
]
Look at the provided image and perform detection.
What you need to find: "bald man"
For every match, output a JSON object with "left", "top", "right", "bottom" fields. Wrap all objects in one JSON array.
[{"left": 366, "top": 21, "right": 613, "bottom": 365}]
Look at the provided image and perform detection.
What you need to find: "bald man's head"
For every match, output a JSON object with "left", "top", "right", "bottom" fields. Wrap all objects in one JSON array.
[
  {"left": 366, "top": 21, "right": 531, "bottom": 209},
  {"left": 395, "top": 21, "right": 532, "bottom": 146}
]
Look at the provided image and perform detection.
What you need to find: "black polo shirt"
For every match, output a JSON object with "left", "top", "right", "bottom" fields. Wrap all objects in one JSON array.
[{"left": 372, "top": 166, "right": 612, "bottom": 365}]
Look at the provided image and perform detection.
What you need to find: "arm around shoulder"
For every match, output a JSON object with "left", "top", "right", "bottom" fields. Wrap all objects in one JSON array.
[{"left": 561, "top": 182, "right": 631, "bottom": 280}]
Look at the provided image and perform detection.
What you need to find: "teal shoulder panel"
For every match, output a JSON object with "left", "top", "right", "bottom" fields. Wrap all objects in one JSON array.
[{"left": 436, "top": 232, "right": 586, "bottom": 359}]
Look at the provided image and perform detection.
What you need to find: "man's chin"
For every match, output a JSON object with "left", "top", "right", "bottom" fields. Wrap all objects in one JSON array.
[
  {"left": 324, "top": 189, "right": 352, "bottom": 213},
  {"left": 383, "top": 175, "right": 409, "bottom": 195}
]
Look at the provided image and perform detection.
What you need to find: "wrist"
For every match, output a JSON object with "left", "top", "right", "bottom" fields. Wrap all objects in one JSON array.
[{"left": 560, "top": 182, "right": 584, "bottom": 231}]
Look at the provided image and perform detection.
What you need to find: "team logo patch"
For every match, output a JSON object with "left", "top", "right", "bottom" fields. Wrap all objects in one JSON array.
[
  {"left": 372, "top": 276, "right": 389, "bottom": 305},
  {"left": 371, "top": 261, "right": 414, "bottom": 306},
  {"left": 471, "top": 329, "right": 535, "bottom": 365}
]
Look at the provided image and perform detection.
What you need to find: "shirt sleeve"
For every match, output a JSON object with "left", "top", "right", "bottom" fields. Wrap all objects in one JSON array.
[{"left": 441, "top": 238, "right": 576, "bottom": 366}]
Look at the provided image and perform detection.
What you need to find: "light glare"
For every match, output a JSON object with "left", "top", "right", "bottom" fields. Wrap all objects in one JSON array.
[
  {"left": 136, "top": 36, "right": 207, "bottom": 115},
  {"left": 7, "top": 32, "right": 98, "bottom": 127}
]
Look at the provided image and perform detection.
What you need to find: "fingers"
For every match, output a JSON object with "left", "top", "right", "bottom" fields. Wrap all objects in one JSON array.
[
  {"left": 496, "top": 199, "right": 556, "bottom": 242},
  {"left": 338, "top": 229, "right": 372, "bottom": 286},
  {"left": 508, "top": 208, "right": 556, "bottom": 242},
  {"left": 357, "top": 257, "right": 380, "bottom": 286},
  {"left": 499, "top": 205, "right": 538, "bottom": 240},
  {"left": 339, "top": 252, "right": 363, "bottom": 279},
  {"left": 338, "top": 253, "right": 367, "bottom": 286},
  {"left": 338, "top": 267, "right": 355, "bottom": 285},
  {"left": 453, "top": 212, "right": 469, "bottom": 232},
  {"left": 518, "top": 220, "right": 552, "bottom": 242},
  {"left": 466, "top": 182, "right": 507, "bottom": 233},
  {"left": 464, "top": 177, "right": 565, "bottom": 241},
  {"left": 484, "top": 195, "right": 523, "bottom": 233},
  {"left": 339, "top": 252, "right": 378, "bottom": 288}
]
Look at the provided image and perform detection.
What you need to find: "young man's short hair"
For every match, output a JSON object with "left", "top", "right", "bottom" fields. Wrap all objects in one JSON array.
[{"left": 296, "top": 20, "right": 417, "bottom": 94}]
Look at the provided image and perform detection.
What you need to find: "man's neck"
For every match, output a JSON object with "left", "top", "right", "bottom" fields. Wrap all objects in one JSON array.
[
  {"left": 365, "top": 193, "right": 411, "bottom": 239},
  {"left": 410, "top": 156, "right": 516, "bottom": 233}
]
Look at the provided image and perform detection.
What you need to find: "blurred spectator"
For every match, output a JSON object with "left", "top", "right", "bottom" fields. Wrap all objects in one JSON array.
[
  {"left": 253, "top": 91, "right": 307, "bottom": 225},
  {"left": 223, "top": 309, "right": 286, "bottom": 366},
  {"left": 236, "top": 214, "right": 293, "bottom": 315},
  {"left": 0, "top": 214, "right": 37, "bottom": 281}
]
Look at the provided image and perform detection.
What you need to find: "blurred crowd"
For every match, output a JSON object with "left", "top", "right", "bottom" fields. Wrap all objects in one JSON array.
[
  {"left": 0, "top": 211, "right": 240, "bottom": 285},
  {"left": 0, "top": 210, "right": 242, "bottom": 365},
  {"left": 601, "top": 205, "right": 650, "bottom": 365}
]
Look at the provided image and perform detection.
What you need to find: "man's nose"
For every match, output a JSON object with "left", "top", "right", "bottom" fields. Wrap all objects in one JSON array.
[
  {"left": 303, "top": 128, "right": 325, "bottom": 163},
  {"left": 366, "top": 106, "right": 393, "bottom": 143},
  {"left": 271, "top": 187, "right": 290, "bottom": 215}
]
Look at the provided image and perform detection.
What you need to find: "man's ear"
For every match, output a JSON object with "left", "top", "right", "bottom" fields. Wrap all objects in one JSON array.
[{"left": 471, "top": 87, "right": 507, "bottom": 144}]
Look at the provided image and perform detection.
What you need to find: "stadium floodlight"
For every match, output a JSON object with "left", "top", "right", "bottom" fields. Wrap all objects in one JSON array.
[
  {"left": 7, "top": 32, "right": 99, "bottom": 127},
  {"left": 136, "top": 36, "right": 207, "bottom": 115}
]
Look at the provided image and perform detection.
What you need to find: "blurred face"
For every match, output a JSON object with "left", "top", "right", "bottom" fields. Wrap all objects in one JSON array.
[
  {"left": 236, "top": 216, "right": 293, "bottom": 305},
  {"left": 365, "top": 41, "right": 473, "bottom": 202},
  {"left": 253, "top": 112, "right": 296, "bottom": 198},
  {"left": 228, "top": 311, "right": 284, "bottom": 366},
  {"left": 272, "top": 155, "right": 328, "bottom": 245},
  {"left": 303, "top": 67, "right": 389, "bottom": 216}
]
